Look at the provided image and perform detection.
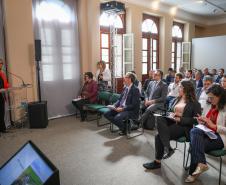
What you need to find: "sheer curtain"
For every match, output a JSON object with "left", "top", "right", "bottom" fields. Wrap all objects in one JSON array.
[{"left": 32, "top": 0, "right": 80, "bottom": 118}]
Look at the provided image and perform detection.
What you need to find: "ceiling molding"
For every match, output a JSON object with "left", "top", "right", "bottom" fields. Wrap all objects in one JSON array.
[{"left": 118, "top": 0, "right": 226, "bottom": 26}]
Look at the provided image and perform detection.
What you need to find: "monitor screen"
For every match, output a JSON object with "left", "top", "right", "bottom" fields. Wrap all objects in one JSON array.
[{"left": 0, "top": 142, "right": 54, "bottom": 185}]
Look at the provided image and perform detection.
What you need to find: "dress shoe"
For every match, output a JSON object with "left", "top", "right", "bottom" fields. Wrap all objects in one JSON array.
[
  {"left": 118, "top": 131, "right": 126, "bottom": 136},
  {"left": 143, "top": 161, "right": 161, "bottom": 170},
  {"left": 163, "top": 147, "right": 175, "bottom": 159},
  {"left": 185, "top": 175, "right": 198, "bottom": 183},
  {"left": 192, "top": 163, "right": 209, "bottom": 176}
]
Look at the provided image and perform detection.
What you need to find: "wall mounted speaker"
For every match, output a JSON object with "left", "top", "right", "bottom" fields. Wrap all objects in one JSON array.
[{"left": 35, "top": 39, "right": 41, "bottom": 61}]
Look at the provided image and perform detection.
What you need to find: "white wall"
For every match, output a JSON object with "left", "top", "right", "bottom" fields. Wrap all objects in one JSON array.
[{"left": 192, "top": 35, "right": 226, "bottom": 70}]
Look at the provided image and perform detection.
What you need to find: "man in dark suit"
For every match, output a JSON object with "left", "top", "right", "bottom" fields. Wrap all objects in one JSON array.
[
  {"left": 104, "top": 72, "right": 140, "bottom": 135},
  {"left": 140, "top": 69, "right": 168, "bottom": 129},
  {"left": 194, "top": 70, "right": 203, "bottom": 89}
]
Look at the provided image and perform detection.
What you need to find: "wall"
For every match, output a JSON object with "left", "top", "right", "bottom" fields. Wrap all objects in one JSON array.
[
  {"left": 4, "top": 0, "right": 37, "bottom": 102},
  {"left": 77, "top": 0, "right": 197, "bottom": 79},
  {"left": 195, "top": 23, "right": 226, "bottom": 38}
]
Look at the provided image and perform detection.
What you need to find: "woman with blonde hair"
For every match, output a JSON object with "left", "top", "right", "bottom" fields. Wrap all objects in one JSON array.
[{"left": 96, "top": 60, "right": 111, "bottom": 91}]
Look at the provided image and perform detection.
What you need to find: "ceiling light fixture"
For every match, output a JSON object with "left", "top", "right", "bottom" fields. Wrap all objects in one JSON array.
[{"left": 204, "top": 0, "right": 226, "bottom": 13}]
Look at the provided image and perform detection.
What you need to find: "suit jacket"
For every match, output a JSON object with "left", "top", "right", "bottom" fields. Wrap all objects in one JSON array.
[
  {"left": 169, "top": 97, "right": 201, "bottom": 138},
  {"left": 145, "top": 80, "right": 168, "bottom": 104},
  {"left": 196, "top": 79, "right": 203, "bottom": 89},
  {"left": 196, "top": 87, "right": 203, "bottom": 100},
  {"left": 114, "top": 84, "right": 140, "bottom": 116}
]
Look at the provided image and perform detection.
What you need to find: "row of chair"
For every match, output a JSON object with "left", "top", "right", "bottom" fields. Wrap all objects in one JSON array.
[{"left": 82, "top": 90, "right": 225, "bottom": 184}]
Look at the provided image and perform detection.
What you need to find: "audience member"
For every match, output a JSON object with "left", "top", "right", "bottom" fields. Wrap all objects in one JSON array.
[
  {"left": 95, "top": 61, "right": 111, "bottom": 91},
  {"left": 221, "top": 74, "right": 226, "bottom": 90},
  {"left": 185, "top": 69, "right": 196, "bottom": 88},
  {"left": 130, "top": 71, "right": 142, "bottom": 94},
  {"left": 142, "top": 69, "right": 155, "bottom": 93},
  {"left": 72, "top": 72, "right": 98, "bottom": 121},
  {"left": 215, "top": 68, "right": 225, "bottom": 83},
  {"left": 104, "top": 72, "right": 140, "bottom": 135},
  {"left": 186, "top": 84, "right": 226, "bottom": 183},
  {"left": 202, "top": 67, "right": 209, "bottom": 78},
  {"left": 140, "top": 69, "right": 168, "bottom": 129},
  {"left": 179, "top": 66, "right": 185, "bottom": 78},
  {"left": 194, "top": 70, "right": 203, "bottom": 89},
  {"left": 196, "top": 75, "right": 213, "bottom": 109},
  {"left": 210, "top": 68, "right": 218, "bottom": 81},
  {"left": 143, "top": 80, "right": 201, "bottom": 170},
  {"left": 165, "top": 67, "right": 175, "bottom": 85},
  {"left": 166, "top": 72, "right": 183, "bottom": 109}
]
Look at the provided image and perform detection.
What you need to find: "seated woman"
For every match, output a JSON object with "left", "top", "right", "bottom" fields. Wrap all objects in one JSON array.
[
  {"left": 72, "top": 72, "right": 98, "bottom": 121},
  {"left": 143, "top": 80, "right": 201, "bottom": 170},
  {"left": 185, "top": 84, "right": 226, "bottom": 183}
]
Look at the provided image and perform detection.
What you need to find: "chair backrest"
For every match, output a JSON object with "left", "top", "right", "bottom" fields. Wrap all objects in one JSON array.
[
  {"left": 110, "top": 93, "right": 120, "bottom": 104},
  {"left": 98, "top": 91, "right": 112, "bottom": 101}
]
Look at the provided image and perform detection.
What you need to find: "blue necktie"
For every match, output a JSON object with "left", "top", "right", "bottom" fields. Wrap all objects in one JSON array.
[
  {"left": 119, "top": 88, "right": 129, "bottom": 107},
  {"left": 149, "top": 81, "right": 157, "bottom": 100}
]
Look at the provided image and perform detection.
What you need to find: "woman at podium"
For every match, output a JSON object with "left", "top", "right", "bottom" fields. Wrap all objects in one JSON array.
[{"left": 0, "top": 58, "right": 9, "bottom": 133}]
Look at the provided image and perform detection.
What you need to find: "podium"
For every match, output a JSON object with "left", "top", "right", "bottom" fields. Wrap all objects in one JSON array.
[{"left": 1, "top": 85, "right": 31, "bottom": 128}]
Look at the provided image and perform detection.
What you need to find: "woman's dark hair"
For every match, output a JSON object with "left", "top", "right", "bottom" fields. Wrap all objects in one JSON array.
[
  {"left": 84, "top": 72, "right": 93, "bottom": 79},
  {"left": 206, "top": 84, "right": 226, "bottom": 110},
  {"left": 181, "top": 80, "right": 196, "bottom": 103},
  {"left": 125, "top": 72, "right": 136, "bottom": 83}
]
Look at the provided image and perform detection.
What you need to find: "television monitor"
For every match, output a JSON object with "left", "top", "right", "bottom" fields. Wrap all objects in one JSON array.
[{"left": 0, "top": 141, "right": 60, "bottom": 185}]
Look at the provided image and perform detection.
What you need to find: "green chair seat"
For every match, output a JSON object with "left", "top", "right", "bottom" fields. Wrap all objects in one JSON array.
[
  {"left": 206, "top": 149, "right": 226, "bottom": 157},
  {"left": 85, "top": 104, "right": 106, "bottom": 110},
  {"left": 98, "top": 107, "right": 110, "bottom": 114}
]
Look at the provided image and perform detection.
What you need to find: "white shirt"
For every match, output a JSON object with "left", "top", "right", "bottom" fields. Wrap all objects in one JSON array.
[
  {"left": 168, "top": 82, "right": 180, "bottom": 97},
  {"left": 96, "top": 68, "right": 111, "bottom": 86},
  {"left": 199, "top": 89, "right": 208, "bottom": 108}
]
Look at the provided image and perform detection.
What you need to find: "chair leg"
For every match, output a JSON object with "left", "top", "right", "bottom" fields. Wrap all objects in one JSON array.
[
  {"left": 219, "top": 157, "right": 222, "bottom": 185},
  {"left": 183, "top": 142, "right": 186, "bottom": 168},
  {"left": 184, "top": 145, "right": 190, "bottom": 170}
]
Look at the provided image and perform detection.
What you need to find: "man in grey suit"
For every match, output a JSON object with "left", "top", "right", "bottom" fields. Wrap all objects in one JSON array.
[{"left": 140, "top": 69, "right": 168, "bottom": 129}]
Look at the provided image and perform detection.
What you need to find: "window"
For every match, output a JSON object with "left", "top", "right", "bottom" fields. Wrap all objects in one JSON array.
[
  {"left": 37, "top": 0, "right": 74, "bottom": 81},
  {"left": 142, "top": 14, "right": 159, "bottom": 76},
  {"left": 172, "top": 22, "right": 184, "bottom": 72},
  {"left": 100, "top": 11, "right": 125, "bottom": 77}
]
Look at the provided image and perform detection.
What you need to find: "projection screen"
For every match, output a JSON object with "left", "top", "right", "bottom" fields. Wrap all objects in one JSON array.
[{"left": 191, "top": 35, "right": 226, "bottom": 70}]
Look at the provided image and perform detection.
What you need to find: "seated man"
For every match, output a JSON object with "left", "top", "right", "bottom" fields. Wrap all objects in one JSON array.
[
  {"left": 196, "top": 75, "right": 213, "bottom": 109},
  {"left": 72, "top": 72, "right": 98, "bottom": 121},
  {"left": 140, "top": 69, "right": 168, "bottom": 129},
  {"left": 166, "top": 72, "right": 183, "bottom": 109},
  {"left": 104, "top": 72, "right": 140, "bottom": 135}
]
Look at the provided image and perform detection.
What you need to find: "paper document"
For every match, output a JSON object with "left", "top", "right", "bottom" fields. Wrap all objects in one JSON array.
[
  {"left": 195, "top": 124, "right": 217, "bottom": 139},
  {"left": 153, "top": 113, "right": 175, "bottom": 121},
  {"left": 72, "top": 97, "right": 82, "bottom": 101},
  {"left": 106, "top": 105, "right": 116, "bottom": 110}
]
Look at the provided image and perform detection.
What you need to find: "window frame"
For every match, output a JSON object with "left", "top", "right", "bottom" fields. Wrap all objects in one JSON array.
[
  {"left": 171, "top": 22, "right": 184, "bottom": 71},
  {"left": 142, "top": 14, "right": 160, "bottom": 81}
]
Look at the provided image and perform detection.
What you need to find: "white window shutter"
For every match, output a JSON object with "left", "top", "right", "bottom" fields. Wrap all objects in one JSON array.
[
  {"left": 182, "top": 42, "right": 191, "bottom": 70},
  {"left": 123, "top": 33, "right": 134, "bottom": 75}
]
